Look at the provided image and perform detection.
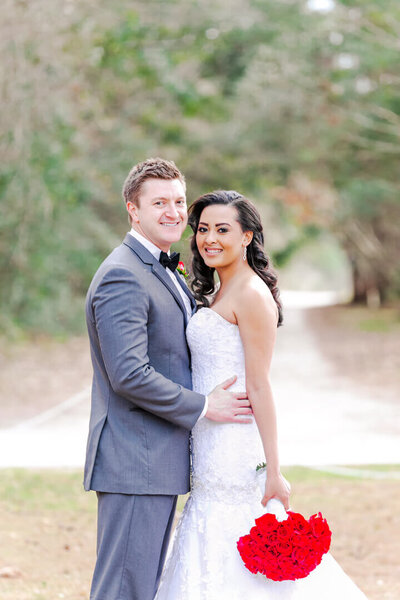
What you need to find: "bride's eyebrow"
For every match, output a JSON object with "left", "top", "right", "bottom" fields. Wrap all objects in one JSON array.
[{"left": 198, "top": 221, "right": 231, "bottom": 227}]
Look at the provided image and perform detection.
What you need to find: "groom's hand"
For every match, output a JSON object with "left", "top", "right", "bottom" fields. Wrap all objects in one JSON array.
[{"left": 206, "top": 375, "right": 253, "bottom": 423}]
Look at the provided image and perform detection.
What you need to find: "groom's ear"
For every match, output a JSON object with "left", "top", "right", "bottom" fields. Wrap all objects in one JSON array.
[{"left": 126, "top": 200, "right": 139, "bottom": 224}]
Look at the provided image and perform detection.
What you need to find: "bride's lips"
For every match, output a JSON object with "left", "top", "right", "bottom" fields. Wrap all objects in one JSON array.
[{"left": 204, "top": 248, "right": 222, "bottom": 255}]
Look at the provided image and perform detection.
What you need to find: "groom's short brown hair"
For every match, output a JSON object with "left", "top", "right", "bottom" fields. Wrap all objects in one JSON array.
[{"left": 122, "top": 157, "right": 186, "bottom": 208}]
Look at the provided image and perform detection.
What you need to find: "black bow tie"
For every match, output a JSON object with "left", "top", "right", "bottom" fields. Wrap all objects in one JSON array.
[{"left": 159, "top": 251, "right": 180, "bottom": 272}]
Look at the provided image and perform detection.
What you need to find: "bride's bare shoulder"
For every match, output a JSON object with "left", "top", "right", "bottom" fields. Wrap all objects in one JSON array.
[{"left": 234, "top": 275, "right": 278, "bottom": 325}]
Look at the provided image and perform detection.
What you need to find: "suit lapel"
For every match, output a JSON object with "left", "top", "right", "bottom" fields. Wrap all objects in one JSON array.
[
  {"left": 151, "top": 261, "right": 190, "bottom": 325},
  {"left": 174, "top": 271, "right": 197, "bottom": 315},
  {"left": 123, "top": 234, "right": 190, "bottom": 325},
  {"left": 123, "top": 234, "right": 154, "bottom": 266}
]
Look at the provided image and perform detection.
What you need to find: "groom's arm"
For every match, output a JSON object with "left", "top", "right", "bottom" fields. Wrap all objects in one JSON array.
[{"left": 91, "top": 266, "right": 205, "bottom": 430}]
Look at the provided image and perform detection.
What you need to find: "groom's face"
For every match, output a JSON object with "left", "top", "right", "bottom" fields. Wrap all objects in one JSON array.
[{"left": 127, "top": 178, "right": 188, "bottom": 251}]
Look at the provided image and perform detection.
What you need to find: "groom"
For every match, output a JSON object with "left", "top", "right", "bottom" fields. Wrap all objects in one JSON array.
[{"left": 84, "top": 158, "right": 252, "bottom": 600}]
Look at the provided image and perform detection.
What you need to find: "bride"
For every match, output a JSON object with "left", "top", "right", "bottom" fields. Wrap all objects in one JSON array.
[{"left": 155, "top": 190, "right": 368, "bottom": 599}]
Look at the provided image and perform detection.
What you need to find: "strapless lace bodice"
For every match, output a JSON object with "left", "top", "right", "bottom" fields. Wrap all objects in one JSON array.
[
  {"left": 186, "top": 308, "right": 264, "bottom": 504},
  {"left": 187, "top": 307, "right": 247, "bottom": 395}
]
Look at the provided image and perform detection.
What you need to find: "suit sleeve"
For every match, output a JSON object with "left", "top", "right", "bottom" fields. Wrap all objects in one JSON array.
[{"left": 91, "top": 266, "right": 205, "bottom": 430}]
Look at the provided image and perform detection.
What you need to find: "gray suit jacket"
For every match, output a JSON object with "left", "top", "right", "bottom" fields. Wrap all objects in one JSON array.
[{"left": 84, "top": 234, "right": 205, "bottom": 495}]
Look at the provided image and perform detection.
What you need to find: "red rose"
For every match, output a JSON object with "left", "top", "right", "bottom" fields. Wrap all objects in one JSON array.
[
  {"left": 289, "top": 512, "right": 311, "bottom": 535},
  {"left": 276, "top": 557, "right": 297, "bottom": 579},
  {"left": 249, "top": 525, "right": 262, "bottom": 541},
  {"left": 312, "top": 538, "right": 331, "bottom": 557},
  {"left": 276, "top": 523, "right": 293, "bottom": 543},
  {"left": 264, "top": 546, "right": 279, "bottom": 560},
  {"left": 309, "top": 513, "right": 331, "bottom": 537},
  {"left": 265, "top": 531, "right": 279, "bottom": 546},
  {"left": 255, "top": 512, "right": 278, "bottom": 532},
  {"left": 292, "top": 546, "right": 311, "bottom": 565},
  {"left": 276, "top": 542, "right": 293, "bottom": 556},
  {"left": 176, "top": 261, "right": 189, "bottom": 279}
]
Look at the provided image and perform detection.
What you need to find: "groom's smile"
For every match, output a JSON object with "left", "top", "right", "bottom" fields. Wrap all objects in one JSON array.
[{"left": 127, "top": 177, "right": 188, "bottom": 251}]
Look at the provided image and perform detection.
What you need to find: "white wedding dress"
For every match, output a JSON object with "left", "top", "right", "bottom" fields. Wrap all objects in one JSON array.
[{"left": 155, "top": 308, "right": 368, "bottom": 600}]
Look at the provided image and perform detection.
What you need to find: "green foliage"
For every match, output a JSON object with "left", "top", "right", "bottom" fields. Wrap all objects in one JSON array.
[
  {"left": 339, "top": 179, "right": 396, "bottom": 219},
  {"left": 1, "top": 0, "right": 399, "bottom": 336},
  {"left": 0, "top": 118, "right": 117, "bottom": 335},
  {"left": 272, "top": 226, "right": 321, "bottom": 268}
]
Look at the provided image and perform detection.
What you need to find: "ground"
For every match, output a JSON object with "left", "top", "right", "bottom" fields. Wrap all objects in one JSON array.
[
  {"left": 0, "top": 336, "right": 91, "bottom": 428},
  {"left": 0, "top": 304, "right": 399, "bottom": 599},
  {"left": 0, "top": 468, "right": 399, "bottom": 600},
  {"left": 305, "top": 304, "right": 400, "bottom": 400}
]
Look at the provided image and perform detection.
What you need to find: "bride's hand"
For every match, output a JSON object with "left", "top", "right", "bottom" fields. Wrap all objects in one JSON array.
[{"left": 261, "top": 472, "right": 291, "bottom": 510}]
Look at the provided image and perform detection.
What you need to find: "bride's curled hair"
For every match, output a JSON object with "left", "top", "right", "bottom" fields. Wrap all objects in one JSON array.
[{"left": 188, "top": 190, "right": 283, "bottom": 326}]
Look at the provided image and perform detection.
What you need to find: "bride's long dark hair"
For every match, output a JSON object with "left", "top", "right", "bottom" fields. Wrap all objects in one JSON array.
[{"left": 188, "top": 190, "right": 283, "bottom": 326}]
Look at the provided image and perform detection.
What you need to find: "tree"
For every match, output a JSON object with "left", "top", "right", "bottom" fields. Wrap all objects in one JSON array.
[{"left": 1, "top": 0, "right": 399, "bottom": 335}]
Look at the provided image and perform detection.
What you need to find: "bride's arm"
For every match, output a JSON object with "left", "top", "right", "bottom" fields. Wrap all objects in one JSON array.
[{"left": 235, "top": 284, "right": 290, "bottom": 510}]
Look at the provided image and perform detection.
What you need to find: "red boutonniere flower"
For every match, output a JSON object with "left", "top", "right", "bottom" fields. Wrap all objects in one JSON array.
[
  {"left": 237, "top": 510, "right": 331, "bottom": 581},
  {"left": 177, "top": 261, "right": 189, "bottom": 279}
]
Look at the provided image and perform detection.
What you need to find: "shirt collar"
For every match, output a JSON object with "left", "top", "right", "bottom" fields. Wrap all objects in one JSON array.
[{"left": 128, "top": 228, "right": 170, "bottom": 260}]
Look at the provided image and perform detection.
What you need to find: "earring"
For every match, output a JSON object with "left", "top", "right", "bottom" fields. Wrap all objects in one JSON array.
[{"left": 242, "top": 246, "right": 247, "bottom": 261}]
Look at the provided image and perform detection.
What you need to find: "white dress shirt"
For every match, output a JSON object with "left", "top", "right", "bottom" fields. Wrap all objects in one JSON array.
[
  {"left": 129, "top": 229, "right": 191, "bottom": 319},
  {"left": 128, "top": 229, "right": 208, "bottom": 420}
]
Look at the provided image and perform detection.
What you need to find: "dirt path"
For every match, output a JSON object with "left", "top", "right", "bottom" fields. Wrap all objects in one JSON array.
[
  {"left": 305, "top": 304, "right": 400, "bottom": 401},
  {"left": 0, "top": 292, "right": 399, "bottom": 468},
  {"left": 0, "top": 336, "right": 91, "bottom": 428},
  {"left": 272, "top": 299, "right": 400, "bottom": 466},
  {"left": 0, "top": 336, "right": 91, "bottom": 468}
]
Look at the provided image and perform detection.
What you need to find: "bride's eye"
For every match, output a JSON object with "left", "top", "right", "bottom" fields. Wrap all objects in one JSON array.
[
  {"left": 218, "top": 227, "right": 228, "bottom": 233},
  {"left": 198, "top": 226, "right": 208, "bottom": 233}
]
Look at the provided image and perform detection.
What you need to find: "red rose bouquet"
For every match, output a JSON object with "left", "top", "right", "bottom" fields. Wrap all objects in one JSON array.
[{"left": 237, "top": 503, "right": 331, "bottom": 581}]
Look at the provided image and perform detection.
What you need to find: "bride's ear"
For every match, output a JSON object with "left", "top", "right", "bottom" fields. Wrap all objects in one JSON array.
[{"left": 243, "top": 231, "right": 253, "bottom": 247}]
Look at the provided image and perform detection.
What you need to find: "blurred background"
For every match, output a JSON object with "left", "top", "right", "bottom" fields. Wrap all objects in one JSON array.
[
  {"left": 1, "top": 0, "right": 399, "bottom": 337},
  {"left": 0, "top": 0, "right": 399, "bottom": 598}
]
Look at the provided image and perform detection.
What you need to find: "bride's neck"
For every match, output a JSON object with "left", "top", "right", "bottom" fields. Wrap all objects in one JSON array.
[{"left": 216, "top": 260, "right": 251, "bottom": 289}]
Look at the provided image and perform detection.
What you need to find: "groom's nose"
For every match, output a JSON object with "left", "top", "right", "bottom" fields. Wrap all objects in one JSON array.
[{"left": 165, "top": 202, "right": 179, "bottom": 218}]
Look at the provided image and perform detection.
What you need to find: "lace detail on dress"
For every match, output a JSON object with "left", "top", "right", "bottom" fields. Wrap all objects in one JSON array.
[
  {"left": 188, "top": 308, "right": 264, "bottom": 504},
  {"left": 155, "top": 308, "right": 368, "bottom": 600}
]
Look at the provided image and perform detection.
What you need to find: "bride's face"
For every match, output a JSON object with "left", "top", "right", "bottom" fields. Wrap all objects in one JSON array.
[{"left": 196, "top": 204, "right": 251, "bottom": 268}]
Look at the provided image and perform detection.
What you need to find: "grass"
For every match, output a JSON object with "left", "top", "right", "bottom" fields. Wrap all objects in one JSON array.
[
  {"left": 0, "top": 467, "right": 399, "bottom": 600},
  {"left": 2, "top": 465, "right": 399, "bottom": 514},
  {"left": 338, "top": 305, "right": 400, "bottom": 333},
  {"left": 359, "top": 316, "right": 395, "bottom": 332},
  {"left": 0, "top": 469, "right": 96, "bottom": 513},
  {"left": 283, "top": 465, "right": 353, "bottom": 482},
  {"left": 346, "top": 463, "right": 400, "bottom": 471}
]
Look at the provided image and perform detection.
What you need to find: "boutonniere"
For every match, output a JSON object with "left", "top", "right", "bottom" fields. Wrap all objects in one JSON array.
[{"left": 177, "top": 261, "right": 189, "bottom": 279}]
